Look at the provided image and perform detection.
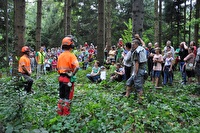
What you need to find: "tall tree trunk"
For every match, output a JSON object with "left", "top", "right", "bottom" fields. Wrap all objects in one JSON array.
[
  {"left": 64, "top": 0, "right": 71, "bottom": 36},
  {"left": 5, "top": 0, "right": 9, "bottom": 66},
  {"left": 194, "top": 0, "right": 200, "bottom": 44},
  {"left": 36, "top": 0, "right": 42, "bottom": 51},
  {"left": 97, "top": 0, "right": 105, "bottom": 65},
  {"left": 132, "top": 0, "right": 144, "bottom": 37},
  {"left": 13, "top": 0, "right": 26, "bottom": 76},
  {"left": 154, "top": 0, "right": 159, "bottom": 43},
  {"left": 106, "top": 0, "right": 111, "bottom": 51},
  {"left": 189, "top": 0, "right": 192, "bottom": 43},
  {"left": 159, "top": 0, "right": 162, "bottom": 46},
  {"left": 183, "top": 0, "right": 186, "bottom": 42}
]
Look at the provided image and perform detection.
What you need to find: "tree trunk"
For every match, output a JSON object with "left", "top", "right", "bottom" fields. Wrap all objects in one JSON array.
[
  {"left": 194, "top": 0, "right": 200, "bottom": 44},
  {"left": 189, "top": 0, "right": 192, "bottom": 43},
  {"left": 5, "top": 0, "right": 9, "bottom": 66},
  {"left": 97, "top": 0, "right": 105, "bottom": 65},
  {"left": 159, "top": 0, "right": 162, "bottom": 46},
  {"left": 64, "top": 0, "right": 71, "bottom": 36},
  {"left": 106, "top": 0, "right": 111, "bottom": 51},
  {"left": 36, "top": 0, "right": 42, "bottom": 51},
  {"left": 13, "top": 0, "right": 26, "bottom": 76},
  {"left": 132, "top": 0, "right": 144, "bottom": 37},
  {"left": 154, "top": 0, "right": 159, "bottom": 43}
]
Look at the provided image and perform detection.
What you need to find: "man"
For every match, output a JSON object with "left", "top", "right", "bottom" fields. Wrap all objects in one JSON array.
[
  {"left": 18, "top": 46, "right": 34, "bottom": 93},
  {"left": 163, "top": 40, "right": 175, "bottom": 58},
  {"left": 57, "top": 35, "right": 79, "bottom": 116},
  {"left": 35, "top": 47, "right": 46, "bottom": 79},
  {"left": 125, "top": 39, "right": 147, "bottom": 103}
]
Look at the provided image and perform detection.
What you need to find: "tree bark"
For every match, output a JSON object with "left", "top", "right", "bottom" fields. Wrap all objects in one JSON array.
[
  {"left": 132, "top": 0, "right": 144, "bottom": 37},
  {"left": 64, "top": 0, "right": 71, "bottom": 36},
  {"left": 159, "top": 0, "right": 162, "bottom": 47},
  {"left": 13, "top": 0, "right": 26, "bottom": 76},
  {"left": 106, "top": 0, "right": 111, "bottom": 51},
  {"left": 154, "top": 0, "right": 159, "bottom": 43},
  {"left": 36, "top": 0, "right": 42, "bottom": 51},
  {"left": 5, "top": 0, "right": 9, "bottom": 66},
  {"left": 194, "top": 0, "right": 200, "bottom": 44},
  {"left": 97, "top": 0, "right": 105, "bottom": 65}
]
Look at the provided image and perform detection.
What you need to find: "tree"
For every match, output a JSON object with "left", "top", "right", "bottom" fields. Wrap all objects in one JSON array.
[
  {"left": 132, "top": 0, "right": 144, "bottom": 37},
  {"left": 64, "top": 0, "right": 71, "bottom": 36},
  {"left": 97, "top": 0, "right": 105, "bottom": 65},
  {"left": 194, "top": 0, "right": 200, "bottom": 44},
  {"left": 13, "top": 0, "right": 26, "bottom": 76},
  {"left": 36, "top": 0, "right": 42, "bottom": 51},
  {"left": 154, "top": 0, "right": 159, "bottom": 43},
  {"left": 105, "top": 0, "right": 111, "bottom": 51}
]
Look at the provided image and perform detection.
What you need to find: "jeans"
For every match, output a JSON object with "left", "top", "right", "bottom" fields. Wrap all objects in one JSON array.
[
  {"left": 86, "top": 74, "right": 100, "bottom": 82},
  {"left": 180, "top": 62, "right": 186, "bottom": 83},
  {"left": 163, "top": 66, "right": 172, "bottom": 85}
]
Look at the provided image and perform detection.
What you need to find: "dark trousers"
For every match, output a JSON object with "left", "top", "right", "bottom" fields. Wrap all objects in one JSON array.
[
  {"left": 21, "top": 73, "right": 33, "bottom": 92},
  {"left": 125, "top": 66, "right": 132, "bottom": 80}
]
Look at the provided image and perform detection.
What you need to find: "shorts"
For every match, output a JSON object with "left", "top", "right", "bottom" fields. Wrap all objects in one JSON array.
[
  {"left": 152, "top": 70, "right": 161, "bottom": 78},
  {"left": 126, "top": 69, "right": 144, "bottom": 92}
]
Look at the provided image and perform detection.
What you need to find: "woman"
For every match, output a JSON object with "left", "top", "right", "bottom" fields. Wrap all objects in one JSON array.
[
  {"left": 184, "top": 47, "right": 195, "bottom": 84},
  {"left": 86, "top": 61, "right": 101, "bottom": 82}
]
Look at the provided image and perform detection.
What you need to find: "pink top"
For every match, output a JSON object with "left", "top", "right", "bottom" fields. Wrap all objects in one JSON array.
[{"left": 153, "top": 54, "right": 163, "bottom": 71}]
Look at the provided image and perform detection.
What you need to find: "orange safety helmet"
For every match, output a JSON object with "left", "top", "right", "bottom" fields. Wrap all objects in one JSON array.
[
  {"left": 21, "top": 46, "right": 30, "bottom": 53},
  {"left": 62, "top": 37, "right": 73, "bottom": 46}
]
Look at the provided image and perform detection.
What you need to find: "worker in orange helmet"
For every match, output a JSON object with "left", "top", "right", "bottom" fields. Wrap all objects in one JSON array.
[
  {"left": 57, "top": 35, "right": 79, "bottom": 116},
  {"left": 18, "top": 46, "right": 34, "bottom": 93}
]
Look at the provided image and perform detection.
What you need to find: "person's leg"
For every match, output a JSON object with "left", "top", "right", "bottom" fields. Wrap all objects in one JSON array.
[
  {"left": 125, "top": 75, "right": 134, "bottom": 97},
  {"left": 37, "top": 64, "right": 41, "bottom": 78},
  {"left": 163, "top": 69, "right": 168, "bottom": 85},
  {"left": 22, "top": 74, "right": 34, "bottom": 93},
  {"left": 180, "top": 62, "right": 186, "bottom": 84},
  {"left": 86, "top": 74, "right": 94, "bottom": 82}
]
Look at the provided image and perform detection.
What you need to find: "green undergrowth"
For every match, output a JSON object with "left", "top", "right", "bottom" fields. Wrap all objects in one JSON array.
[{"left": 0, "top": 69, "right": 200, "bottom": 133}]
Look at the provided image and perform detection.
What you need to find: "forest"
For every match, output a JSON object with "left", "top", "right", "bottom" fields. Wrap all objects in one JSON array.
[{"left": 0, "top": 0, "right": 200, "bottom": 132}]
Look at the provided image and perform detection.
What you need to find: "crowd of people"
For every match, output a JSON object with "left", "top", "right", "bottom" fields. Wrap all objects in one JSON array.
[{"left": 16, "top": 34, "right": 200, "bottom": 115}]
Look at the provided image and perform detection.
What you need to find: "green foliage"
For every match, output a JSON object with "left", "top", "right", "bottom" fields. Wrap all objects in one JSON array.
[
  {"left": 121, "top": 18, "right": 132, "bottom": 43},
  {"left": 0, "top": 70, "right": 200, "bottom": 132}
]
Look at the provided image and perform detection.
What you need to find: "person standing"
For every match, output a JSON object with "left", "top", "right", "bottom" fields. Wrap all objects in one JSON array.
[
  {"left": 18, "top": 46, "right": 34, "bottom": 93},
  {"left": 57, "top": 35, "right": 79, "bottom": 116},
  {"left": 125, "top": 39, "right": 147, "bottom": 103},
  {"left": 177, "top": 42, "right": 188, "bottom": 85},
  {"left": 123, "top": 42, "right": 132, "bottom": 80},
  {"left": 35, "top": 47, "right": 46, "bottom": 79}
]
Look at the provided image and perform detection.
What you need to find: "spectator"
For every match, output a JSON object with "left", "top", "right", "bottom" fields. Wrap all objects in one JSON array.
[
  {"left": 116, "top": 43, "right": 124, "bottom": 63},
  {"left": 86, "top": 61, "right": 101, "bottom": 82},
  {"left": 163, "top": 40, "right": 175, "bottom": 58},
  {"left": 184, "top": 46, "right": 195, "bottom": 84},
  {"left": 107, "top": 45, "right": 116, "bottom": 63},
  {"left": 189, "top": 41, "right": 197, "bottom": 57},
  {"left": 110, "top": 63, "right": 125, "bottom": 82},
  {"left": 100, "top": 66, "right": 106, "bottom": 80},
  {"left": 152, "top": 47, "right": 163, "bottom": 88},
  {"left": 147, "top": 42, "right": 155, "bottom": 77},
  {"left": 82, "top": 47, "right": 89, "bottom": 70},
  {"left": 51, "top": 56, "right": 57, "bottom": 71},
  {"left": 177, "top": 42, "right": 188, "bottom": 85},
  {"left": 88, "top": 45, "right": 95, "bottom": 62},
  {"left": 122, "top": 42, "right": 132, "bottom": 80},
  {"left": 35, "top": 46, "right": 46, "bottom": 79},
  {"left": 195, "top": 47, "right": 200, "bottom": 85},
  {"left": 163, "top": 51, "right": 174, "bottom": 86}
]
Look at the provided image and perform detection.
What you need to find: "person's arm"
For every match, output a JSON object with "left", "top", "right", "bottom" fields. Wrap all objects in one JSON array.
[
  {"left": 22, "top": 65, "right": 31, "bottom": 76},
  {"left": 134, "top": 61, "right": 139, "bottom": 76}
]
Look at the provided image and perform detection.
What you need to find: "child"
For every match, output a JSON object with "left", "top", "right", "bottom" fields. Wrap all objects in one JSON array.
[
  {"left": 86, "top": 61, "right": 101, "bottom": 82},
  {"left": 163, "top": 51, "right": 174, "bottom": 86},
  {"left": 100, "top": 66, "right": 106, "bottom": 80},
  {"left": 51, "top": 57, "right": 57, "bottom": 71},
  {"left": 152, "top": 47, "right": 163, "bottom": 88}
]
